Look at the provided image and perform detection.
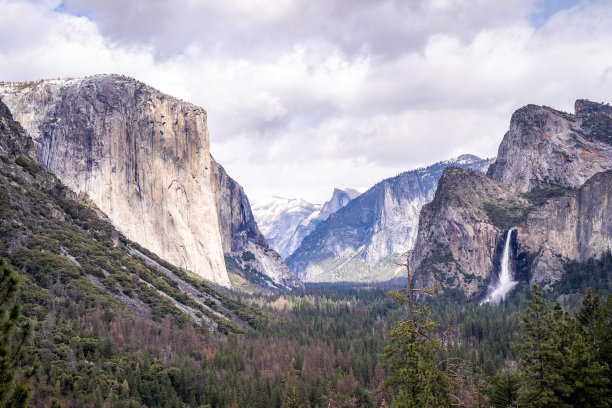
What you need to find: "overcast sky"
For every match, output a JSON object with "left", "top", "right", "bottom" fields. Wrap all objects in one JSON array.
[{"left": 1, "top": 0, "right": 612, "bottom": 203}]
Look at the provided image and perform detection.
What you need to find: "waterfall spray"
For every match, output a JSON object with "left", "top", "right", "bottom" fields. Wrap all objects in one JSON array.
[{"left": 481, "top": 229, "right": 517, "bottom": 304}]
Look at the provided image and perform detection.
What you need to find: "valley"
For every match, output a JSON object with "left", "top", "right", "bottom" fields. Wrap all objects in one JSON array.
[{"left": 0, "top": 76, "right": 611, "bottom": 407}]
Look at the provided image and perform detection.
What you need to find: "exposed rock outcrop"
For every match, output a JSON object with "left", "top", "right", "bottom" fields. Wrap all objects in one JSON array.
[
  {"left": 487, "top": 102, "right": 612, "bottom": 192},
  {"left": 287, "top": 155, "right": 490, "bottom": 282},
  {"left": 0, "top": 98, "right": 261, "bottom": 331},
  {"left": 411, "top": 167, "right": 529, "bottom": 297},
  {"left": 318, "top": 188, "right": 360, "bottom": 222},
  {"left": 211, "top": 159, "right": 301, "bottom": 289},
  {"left": 0, "top": 75, "right": 230, "bottom": 286},
  {"left": 517, "top": 170, "right": 612, "bottom": 286}
]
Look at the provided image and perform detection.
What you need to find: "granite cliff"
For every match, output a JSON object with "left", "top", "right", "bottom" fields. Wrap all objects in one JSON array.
[
  {"left": 487, "top": 100, "right": 612, "bottom": 192},
  {"left": 0, "top": 97, "right": 261, "bottom": 332},
  {"left": 517, "top": 170, "right": 612, "bottom": 286},
  {"left": 412, "top": 100, "right": 612, "bottom": 298},
  {"left": 0, "top": 75, "right": 298, "bottom": 289},
  {"left": 411, "top": 167, "right": 530, "bottom": 297}
]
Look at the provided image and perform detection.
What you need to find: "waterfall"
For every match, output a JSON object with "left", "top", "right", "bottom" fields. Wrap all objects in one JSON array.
[{"left": 481, "top": 229, "right": 517, "bottom": 304}]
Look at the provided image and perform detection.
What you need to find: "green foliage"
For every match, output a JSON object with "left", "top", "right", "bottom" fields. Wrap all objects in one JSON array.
[
  {"left": 556, "top": 251, "right": 612, "bottom": 297},
  {"left": 486, "top": 366, "right": 520, "bottom": 408},
  {"left": 515, "top": 286, "right": 611, "bottom": 408},
  {"left": 520, "top": 182, "right": 568, "bottom": 207},
  {"left": 0, "top": 259, "right": 34, "bottom": 408},
  {"left": 379, "top": 289, "right": 453, "bottom": 407},
  {"left": 482, "top": 198, "right": 531, "bottom": 230},
  {"left": 14, "top": 156, "right": 42, "bottom": 178}
]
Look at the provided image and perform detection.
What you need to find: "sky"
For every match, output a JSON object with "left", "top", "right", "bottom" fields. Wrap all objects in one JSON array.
[{"left": 1, "top": 0, "right": 612, "bottom": 203}]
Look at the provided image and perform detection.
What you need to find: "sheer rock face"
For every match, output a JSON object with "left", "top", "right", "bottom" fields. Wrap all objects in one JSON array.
[
  {"left": 413, "top": 100, "right": 612, "bottom": 297},
  {"left": 487, "top": 102, "right": 612, "bottom": 192},
  {"left": 517, "top": 170, "right": 612, "bottom": 286},
  {"left": 0, "top": 75, "right": 230, "bottom": 286},
  {"left": 0, "top": 99, "right": 36, "bottom": 160},
  {"left": 411, "top": 167, "right": 526, "bottom": 297},
  {"left": 211, "top": 159, "right": 301, "bottom": 289}
]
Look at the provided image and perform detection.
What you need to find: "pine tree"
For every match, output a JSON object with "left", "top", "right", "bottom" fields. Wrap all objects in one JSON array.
[
  {"left": 0, "top": 258, "right": 33, "bottom": 408},
  {"left": 516, "top": 286, "right": 610, "bottom": 408},
  {"left": 487, "top": 365, "right": 520, "bottom": 408},
  {"left": 573, "top": 290, "right": 612, "bottom": 407},
  {"left": 515, "top": 285, "right": 558, "bottom": 407},
  {"left": 378, "top": 252, "right": 453, "bottom": 408}
]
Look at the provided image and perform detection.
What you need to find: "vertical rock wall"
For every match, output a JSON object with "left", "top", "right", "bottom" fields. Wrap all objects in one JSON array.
[{"left": 0, "top": 75, "right": 230, "bottom": 286}]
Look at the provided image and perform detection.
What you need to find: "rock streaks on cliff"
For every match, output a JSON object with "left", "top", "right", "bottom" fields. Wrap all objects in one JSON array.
[
  {"left": 487, "top": 102, "right": 612, "bottom": 192},
  {"left": 211, "top": 159, "right": 301, "bottom": 289},
  {"left": 411, "top": 167, "right": 528, "bottom": 297},
  {"left": 517, "top": 170, "right": 612, "bottom": 286},
  {"left": 0, "top": 75, "right": 298, "bottom": 289}
]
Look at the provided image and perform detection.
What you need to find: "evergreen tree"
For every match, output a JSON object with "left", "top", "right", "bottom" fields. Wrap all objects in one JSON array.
[
  {"left": 0, "top": 258, "right": 33, "bottom": 408},
  {"left": 516, "top": 286, "right": 610, "bottom": 408},
  {"left": 378, "top": 253, "right": 453, "bottom": 407},
  {"left": 486, "top": 366, "right": 520, "bottom": 408},
  {"left": 574, "top": 290, "right": 612, "bottom": 407}
]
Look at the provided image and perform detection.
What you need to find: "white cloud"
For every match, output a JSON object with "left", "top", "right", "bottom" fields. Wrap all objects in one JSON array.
[{"left": 0, "top": 0, "right": 611, "bottom": 203}]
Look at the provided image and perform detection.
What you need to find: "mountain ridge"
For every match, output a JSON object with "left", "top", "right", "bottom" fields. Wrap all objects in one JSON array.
[
  {"left": 252, "top": 187, "right": 360, "bottom": 259},
  {"left": 287, "top": 154, "right": 490, "bottom": 282}
]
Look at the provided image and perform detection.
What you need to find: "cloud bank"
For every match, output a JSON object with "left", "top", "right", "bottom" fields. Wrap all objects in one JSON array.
[{"left": 1, "top": 0, "right": 611, "bottom": 202}]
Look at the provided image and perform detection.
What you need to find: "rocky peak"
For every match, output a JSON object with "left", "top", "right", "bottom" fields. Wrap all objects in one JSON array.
[
  {"left": 575, "top": 99, "right": 612, "bottom": 118},
  {"left": 487, "top": 101, "right": 612, "bottom": 192},
  {"left": 412, "top": 167, "right": 529, "bottom": 297},
  {"left": 443, "top": 154, "right": 486, "bottom": 166},
  {"left": 319, "top": 188, "right": 360, "bottom": 221},
  {"left": 413, "top": 99, "right": 612, "bottom": 299}
]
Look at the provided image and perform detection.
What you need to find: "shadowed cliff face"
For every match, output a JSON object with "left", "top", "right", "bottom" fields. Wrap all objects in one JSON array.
[
  {"left": 211, "top": 158, "right": 301, "bottom": 289},
  {"left": 517, "top": 170, "right": 612, "bottom": 287},
  {"left": 0, "top": 76, "right": 230, "bottom": 286}
]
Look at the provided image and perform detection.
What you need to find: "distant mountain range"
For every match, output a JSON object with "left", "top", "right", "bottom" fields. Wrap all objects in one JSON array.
[
  {"left": 285, "top": 155, "right": 491, "bottom": 282},
  {"left": 4, "top": 74, "right": 607, "bottom": 301},
  {"left": 252, "top": 188, "right": 360, "bottom": 258}
]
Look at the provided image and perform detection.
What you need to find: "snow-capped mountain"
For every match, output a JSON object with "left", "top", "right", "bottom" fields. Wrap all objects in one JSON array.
[{"left": 253, "top": 188, "right": 360, "bottom": 259}]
